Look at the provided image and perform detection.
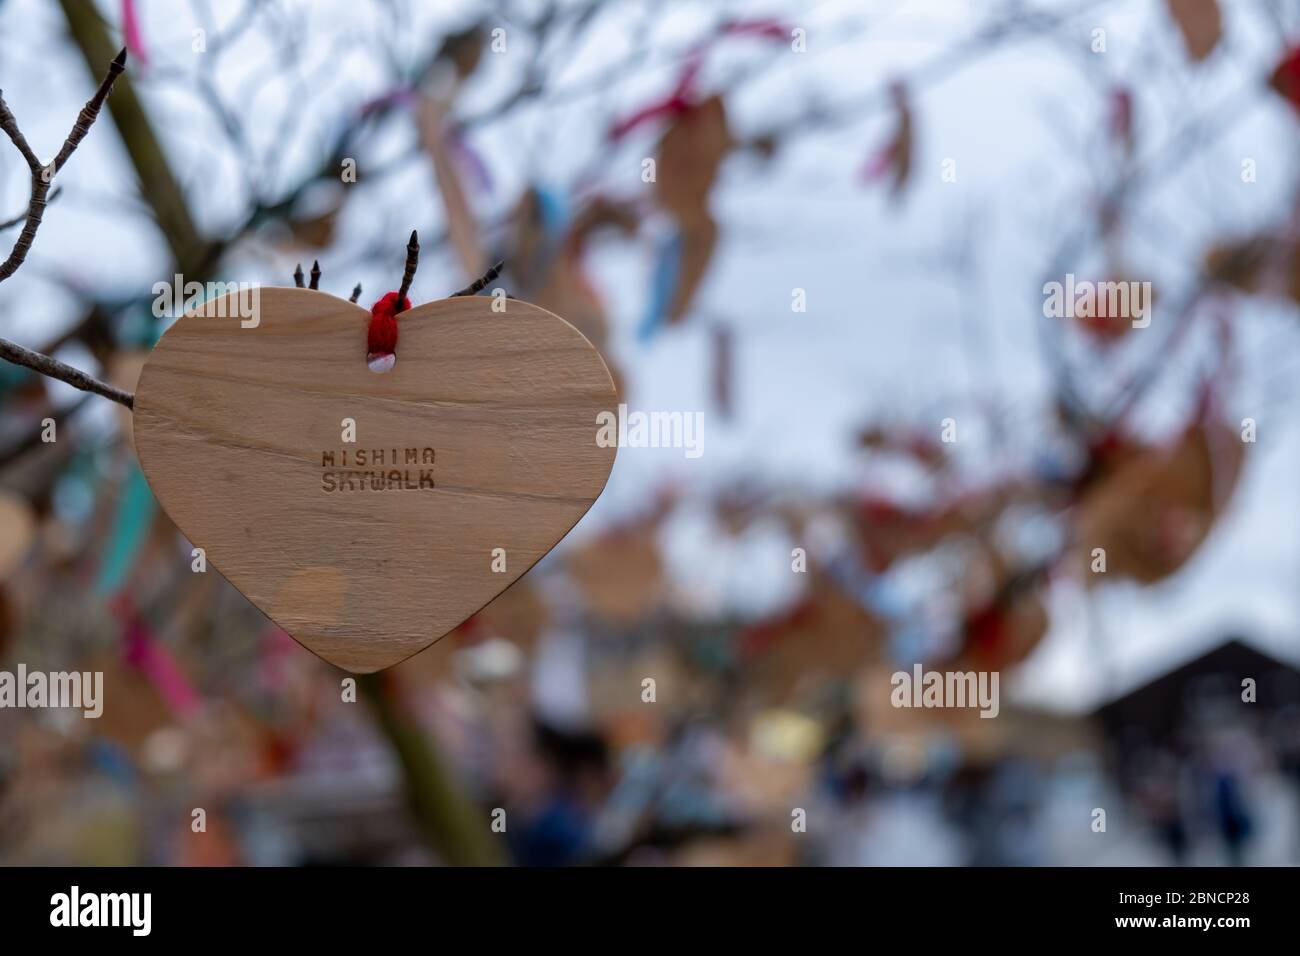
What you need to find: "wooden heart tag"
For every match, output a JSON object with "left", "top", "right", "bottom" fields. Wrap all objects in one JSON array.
[{"left": 132, "top": 287, "right": 617, "bottom": 672}]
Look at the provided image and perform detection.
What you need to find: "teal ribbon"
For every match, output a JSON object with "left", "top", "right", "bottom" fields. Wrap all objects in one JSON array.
[{"left": 95, "top": 463, "right": 157, "bottom": 596}]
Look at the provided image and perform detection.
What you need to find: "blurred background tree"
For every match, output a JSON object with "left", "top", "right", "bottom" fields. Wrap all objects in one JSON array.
[{"left": 1, "top": 0, "right": 1298, "bottom": 866}]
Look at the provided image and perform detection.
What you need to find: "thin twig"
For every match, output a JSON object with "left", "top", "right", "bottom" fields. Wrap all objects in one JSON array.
[
  {"left": 309, "top": 259, "right": 321, "bottom": 290},
  {"left": 395, "top": 229, "right": 419, "bottom": 311},
  {"left": 0, "top": 338, "right": 134, "bottom": 409},
  {"left": 0, "top": 50, "right": 132, "bottom": 409},
  {"left": 293, "top": 262, "right": 304, "bottom": 287},
  {"left": 349, "top": 282, "right": 362, "bottom": 303},
  {"left": 0, "top": 96, "right": 41, "bottom": 170},
  {"left": 451, "top": 260, "right": 504, "bottom": 298},
  {"left": 0, "top": 48, "right": 126, "bottom": 282},
  {"left": 0, "top": 187, "right": 61, "bottom": 231}
]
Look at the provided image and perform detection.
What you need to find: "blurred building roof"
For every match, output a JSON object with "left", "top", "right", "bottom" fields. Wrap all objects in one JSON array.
[{"left": 1093, "top": 637, "right": 1300, "bottom": 751}]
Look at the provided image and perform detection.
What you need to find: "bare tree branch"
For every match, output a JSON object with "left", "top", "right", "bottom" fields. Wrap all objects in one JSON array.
[
  {"left": 58, "top": 0, "right": 211, "bottom": 276},
  {"left": 0, "top": 49, "right": 126, "bottom": 281},
  {"left": 0, "top": 50, "right": 132, "bottom": 409},
  {"left": 0, "top": 187, "right": 61, "bottom": 231},
  {"left": 0, "top": 338, "right": 134, "bottom": 409},
  {"left": 450, "top": 260, "right": 504, "bottom": 298},
  {"left": 395, "top": 229, "right": 419, "bottom": 310}
]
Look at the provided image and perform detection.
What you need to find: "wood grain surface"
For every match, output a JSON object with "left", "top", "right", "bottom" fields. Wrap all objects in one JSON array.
[{"left": 133, "top": 287, "right": 617, "bottom": 672}]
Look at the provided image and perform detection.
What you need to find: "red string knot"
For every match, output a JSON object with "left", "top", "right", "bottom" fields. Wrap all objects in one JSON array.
[{"left": 367, "top": 291, "right": 410, "bottom": 373}]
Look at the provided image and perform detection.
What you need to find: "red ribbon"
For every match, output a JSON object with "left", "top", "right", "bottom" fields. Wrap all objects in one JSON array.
[
  {"left": 608, "top": 19, "right": 791, "bottom": 140},
  {"left": 366, "top": 291, "right": 410, "bottom": 371}
]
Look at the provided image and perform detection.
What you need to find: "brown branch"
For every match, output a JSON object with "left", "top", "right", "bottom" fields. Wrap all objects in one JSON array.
[
  {"left": 0, "top": 48, "right": 126, "bottom": 282},
  {"left": 0, "top": 97, "right": 41, "bottom": 170},
  {"left": 451, "top": 260, "right": 504, "bottom": 298},
  {"left": 0, "top": 187, "right": 61, "bottom": 231},
  {"left": 357, "top": 673, "right": 504, "bottom": 866},
  {"left": 58, "top": 1, "right": 211, "bottom": 277},
  {"left": 0, "top": 338, "right": 134, "bottom": 409},
  {"left": 1037, "top": 79, "right": 1267, "bottom": 434},
  {"left": 395, "top": 229, "right": 419, "bottom": 310},
  {"left": 0, "top": 50, "right": 132, "bottom": 410}
]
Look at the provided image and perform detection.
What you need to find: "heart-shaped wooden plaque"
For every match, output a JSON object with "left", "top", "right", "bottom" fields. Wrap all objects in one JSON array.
[{"left": 133, "top": 288, "right": 617, "bottom": 672}]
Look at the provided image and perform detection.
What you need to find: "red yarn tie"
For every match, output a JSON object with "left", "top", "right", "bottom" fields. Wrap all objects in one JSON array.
[{"left": 367, "top": 291, "right": 410, "bottom": 373}]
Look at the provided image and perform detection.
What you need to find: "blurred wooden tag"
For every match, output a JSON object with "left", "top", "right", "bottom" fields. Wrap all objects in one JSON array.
[
  {"left": 1166, "top": 0, "right": 1222, "bottom": 63},
  {"left": 132, "top": 288, "right": 617, "bottom": 672},
  {"left": 0, "top": 489, "right": 35, "bottom": 580},
  {"left": 568, "top": 524, "right": 666, "bottom": 626},
  {"left": 1075, "top": 420, "right": 1243, "bottom": 584}
]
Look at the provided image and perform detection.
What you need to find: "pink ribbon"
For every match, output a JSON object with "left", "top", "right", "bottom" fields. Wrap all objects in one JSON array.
[
  {"left": 122, "top": 0, "right": 148, "bottom": 68},
  {"left": 123, "top": 616, "right": 201, "bottom": 718},
  {"left": 608, "top": 19, "right": 791, "bottom": 140}
]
